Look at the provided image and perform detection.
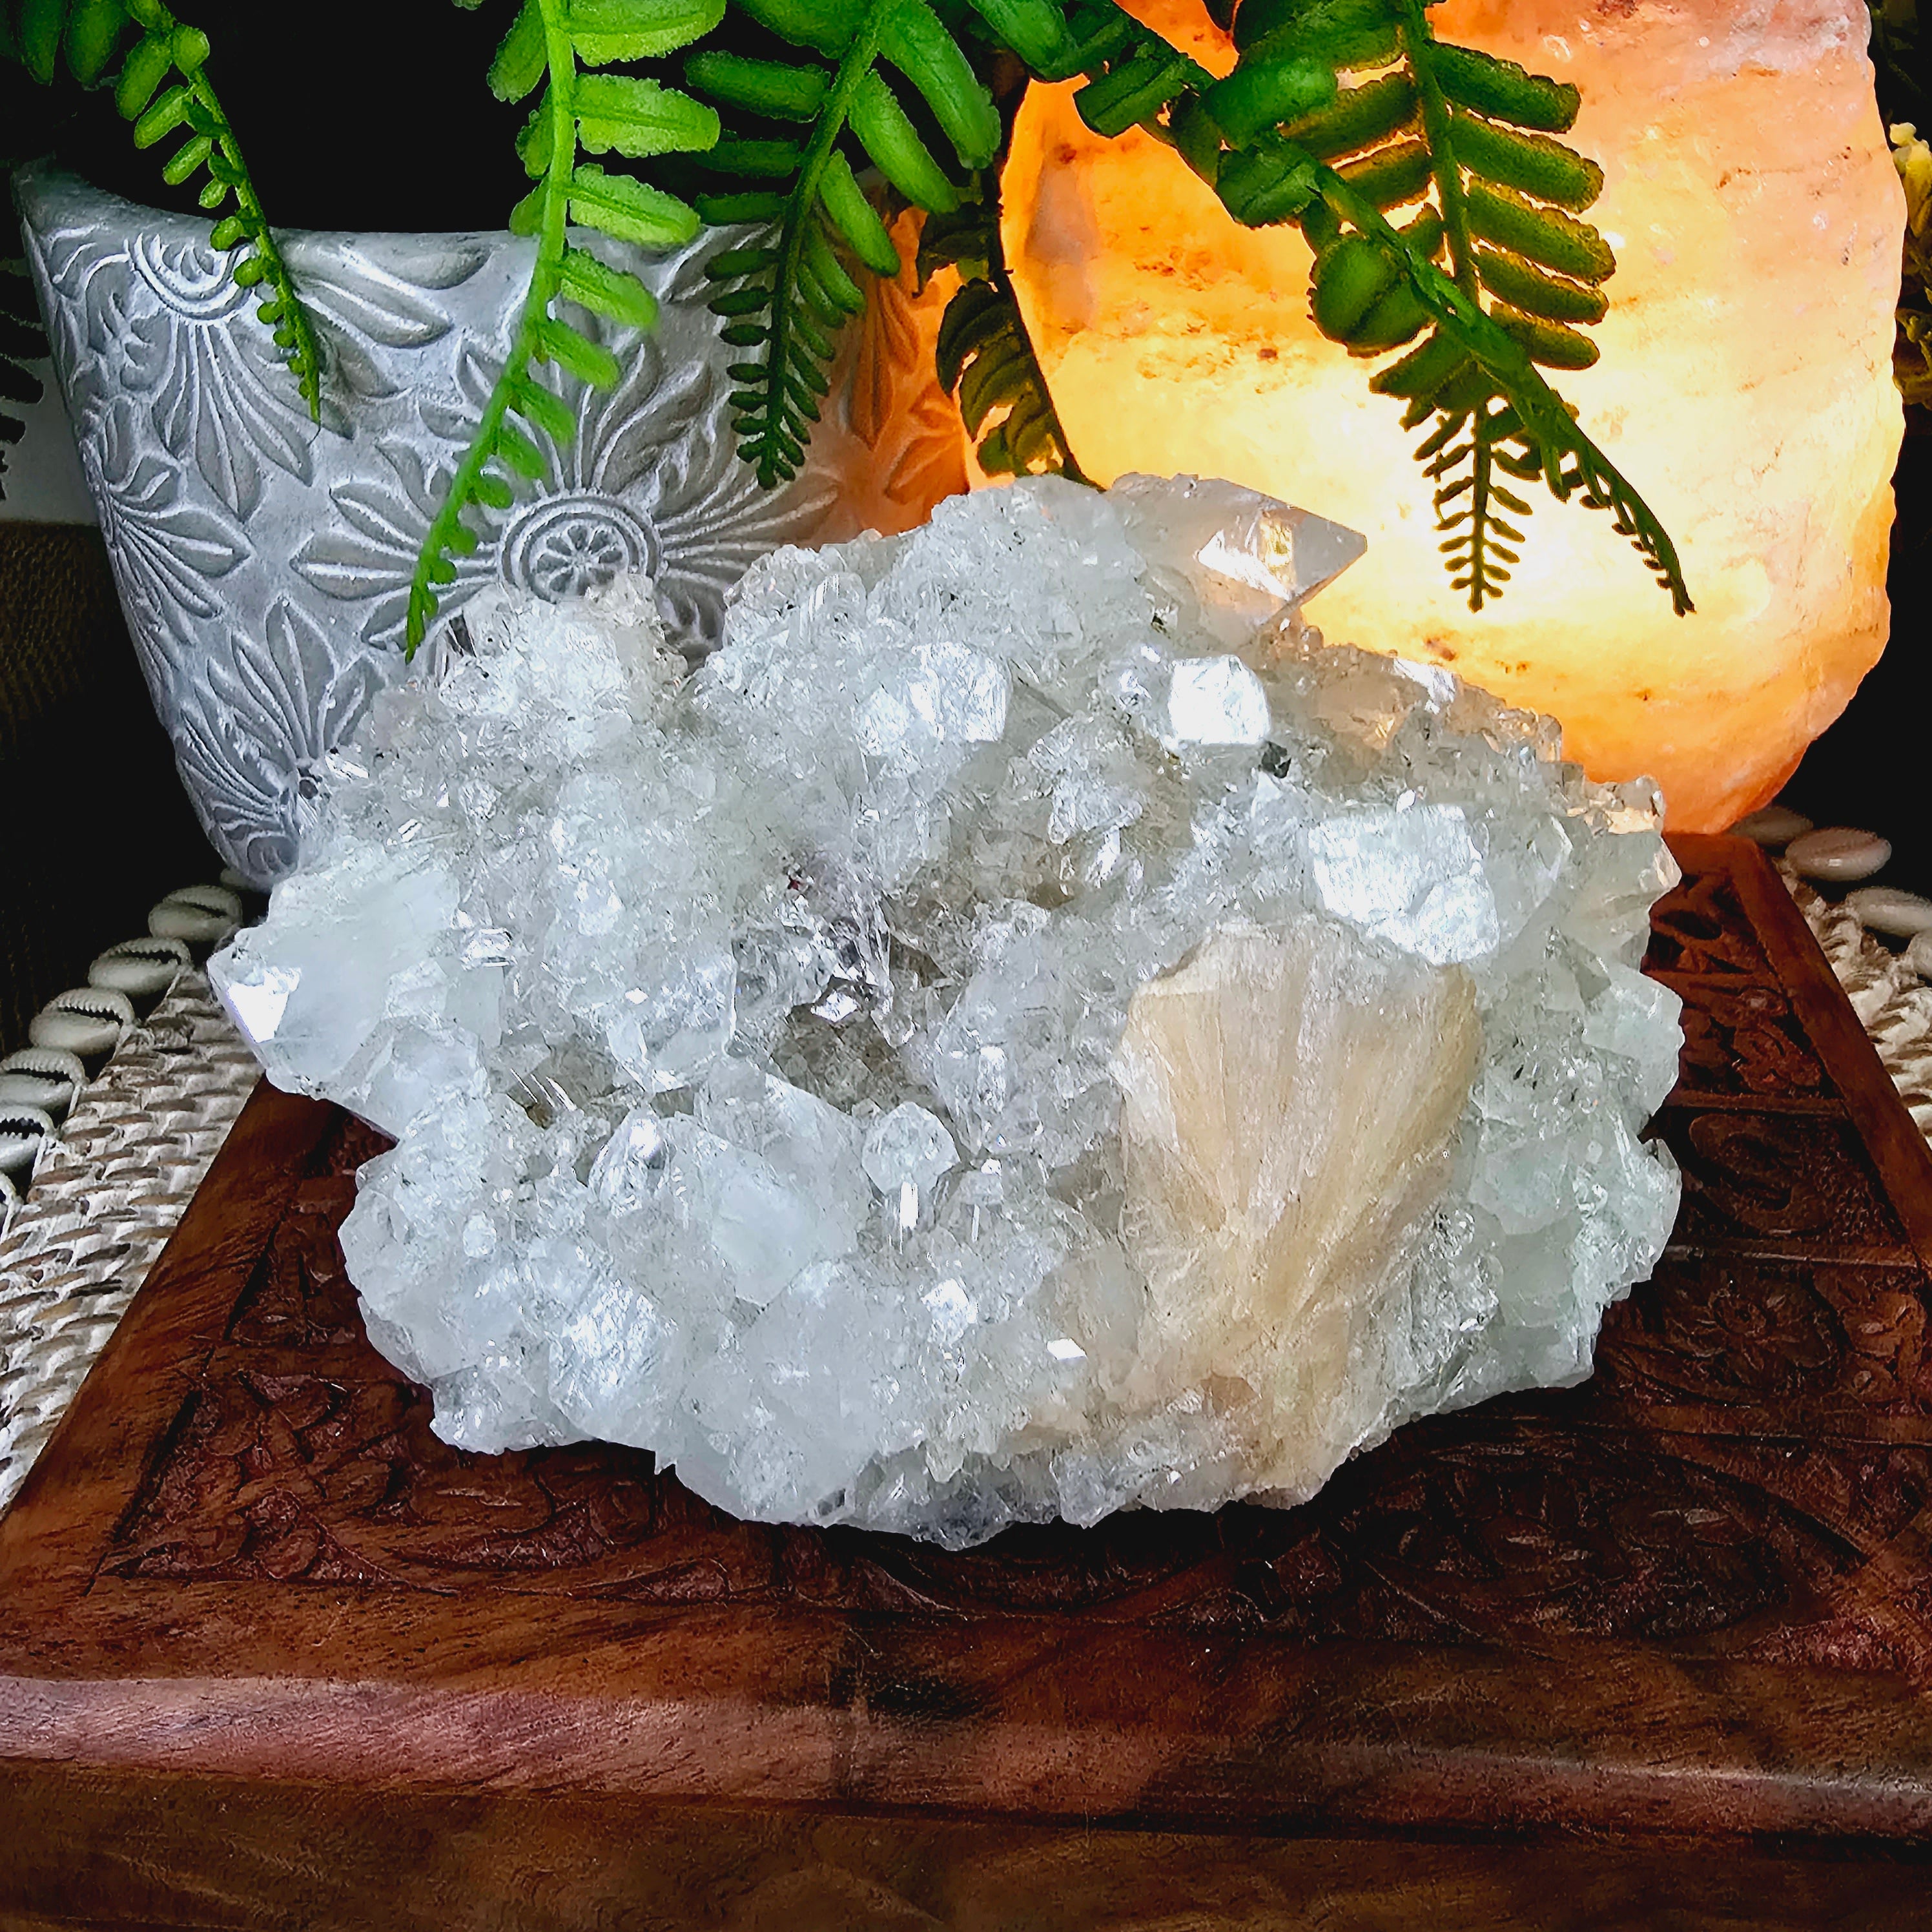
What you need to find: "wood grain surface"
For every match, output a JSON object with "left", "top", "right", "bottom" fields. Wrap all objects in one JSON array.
[{"left": 3, "top": 833, "right": 1931, "bottom": 1929}]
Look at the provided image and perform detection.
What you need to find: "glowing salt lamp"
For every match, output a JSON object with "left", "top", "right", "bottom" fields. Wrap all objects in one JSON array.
[{"left": 998, "top": 0, "right": 1906, "bottom": 829}]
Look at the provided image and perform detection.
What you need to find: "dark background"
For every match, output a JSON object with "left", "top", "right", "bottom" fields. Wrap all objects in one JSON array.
[
  {"left": 59, "top": 2, "right": 531, "bottom": 232},
  {"left": 1783, "top": 429, "right": 1929, "bottom": 896}
]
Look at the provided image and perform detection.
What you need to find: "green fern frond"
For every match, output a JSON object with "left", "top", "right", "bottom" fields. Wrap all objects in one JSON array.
[
  {"left": 922, "top": 183, "right": 1084, "bottom": 480},
  {"left": 121, "top": 1, "right": 323, "bottom": 418},
  {"left": 1, "top": 0, "right": 323, "bottom": 419},
  {"left": 684, "top": 0, "right": 999, "bottom": 486},
  {"left": 406, "top": 0, "right": 717, "bottom": 652}
]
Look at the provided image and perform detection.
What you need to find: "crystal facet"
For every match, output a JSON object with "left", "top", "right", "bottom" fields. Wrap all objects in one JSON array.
[{"left": 213, "top": 474, "right": 1683, "bottom": 1545}]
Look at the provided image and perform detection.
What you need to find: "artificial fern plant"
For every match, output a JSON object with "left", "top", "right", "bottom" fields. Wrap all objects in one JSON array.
[
  {"left": 0, "top": 0, "right": 1693, "bottom": 632},
  {"left": 657, "top": 0, "right": 1690, "bottom": 617}
]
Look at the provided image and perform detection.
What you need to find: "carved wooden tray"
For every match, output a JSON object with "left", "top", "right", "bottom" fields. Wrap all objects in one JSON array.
[{"left": 5, "top": 834, "right": 1932, "bottom": 1931}]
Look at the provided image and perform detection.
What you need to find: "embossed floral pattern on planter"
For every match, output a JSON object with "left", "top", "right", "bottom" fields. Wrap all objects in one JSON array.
[{"left": 19, "top": 170, "right": 963, "bottom": 885}]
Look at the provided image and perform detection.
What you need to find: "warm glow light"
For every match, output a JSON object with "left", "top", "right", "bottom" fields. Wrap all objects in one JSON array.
[{"left": 998, "top": 0, "right": 1906, "bottom": 830}]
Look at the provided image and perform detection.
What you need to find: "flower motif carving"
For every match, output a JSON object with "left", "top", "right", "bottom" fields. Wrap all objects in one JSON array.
[
  {"left": 533, "top": 320, "right": 838, "bottom": 649},
  {"left": 83, "top": 394, "right": 249, "bottom": 642},
  {"left": 124, "top": 232, "right": 319, "bottom": 519},
  {"left": 175, "top": 595, "right": 383, "bottom": 883},
  {"left": 295, "top": 285, "right": 843, "bottom": 655},
  {"left": 841, "top": 230, "right": 971, "bottom": 520},
  {"left": 290, "top": 437, "right": 498, "bottom": 652},
  {"left": 283, "top": 234, "right": 493, "bottom": 404},
  {"left": 502, "top": 493, "right": 659, "bottom": 600}
]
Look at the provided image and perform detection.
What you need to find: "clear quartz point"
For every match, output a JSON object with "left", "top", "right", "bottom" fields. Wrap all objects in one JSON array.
[
  {"left": 863, "top": 1102, "right": 958, "bottom": 1228},
  {"left": 1112, "top": 471, "right": 1368, "bottom": 649}
]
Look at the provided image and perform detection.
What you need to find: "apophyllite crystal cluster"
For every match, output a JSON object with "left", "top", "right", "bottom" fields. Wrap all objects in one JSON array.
[{"left": 213, "top": 477, "right": 1684, "bottom": 1547}]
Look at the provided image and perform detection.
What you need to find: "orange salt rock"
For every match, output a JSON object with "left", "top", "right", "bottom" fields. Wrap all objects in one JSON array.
[{"left": 998, "top": 0, "right": 1905, "bottom": 829}]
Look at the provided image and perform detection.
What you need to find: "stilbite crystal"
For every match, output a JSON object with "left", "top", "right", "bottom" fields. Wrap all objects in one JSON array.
[
  {"left": 1115, "top": 920, "right": 1481, "bottom": 1498},
  {"left": 213, "top": 475, "right": 1683, "bottom": 1546}
]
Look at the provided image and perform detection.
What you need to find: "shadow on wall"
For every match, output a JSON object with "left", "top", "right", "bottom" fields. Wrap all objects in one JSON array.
[
  {"left": 0, "top": 524, "right": 215, "bottom": 1048},
  {"left": 0, "top": 362, "right": 92, "bottom": 527}
]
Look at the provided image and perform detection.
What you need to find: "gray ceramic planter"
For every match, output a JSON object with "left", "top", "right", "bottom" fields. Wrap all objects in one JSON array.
[{"left": 17, "top": 167, "right": 963, "bottom": 885}]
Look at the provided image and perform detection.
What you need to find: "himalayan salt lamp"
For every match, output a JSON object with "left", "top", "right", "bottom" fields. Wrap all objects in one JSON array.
[{"left": 999, "top": 0, "right": 1906, "bottom": 829}]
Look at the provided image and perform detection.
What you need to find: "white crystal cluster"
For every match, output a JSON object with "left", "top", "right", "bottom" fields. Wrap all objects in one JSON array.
[{"left": 212, "top": 475, "right": 1683, "bottom": 1547}]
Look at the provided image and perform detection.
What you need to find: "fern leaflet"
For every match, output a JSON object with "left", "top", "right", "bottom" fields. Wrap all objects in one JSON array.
[
  {"left": 406, "top": 0, "right": 717, "bottom": 652},
  {"left": 920, "top": 172, "right": 1085, "bottom": 480},
  {"left": 684, "top": 0, "right": 1000, "bottom": 486},
  {"left": 3, "top": 0, "right": 322, "bottom": 418}
]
